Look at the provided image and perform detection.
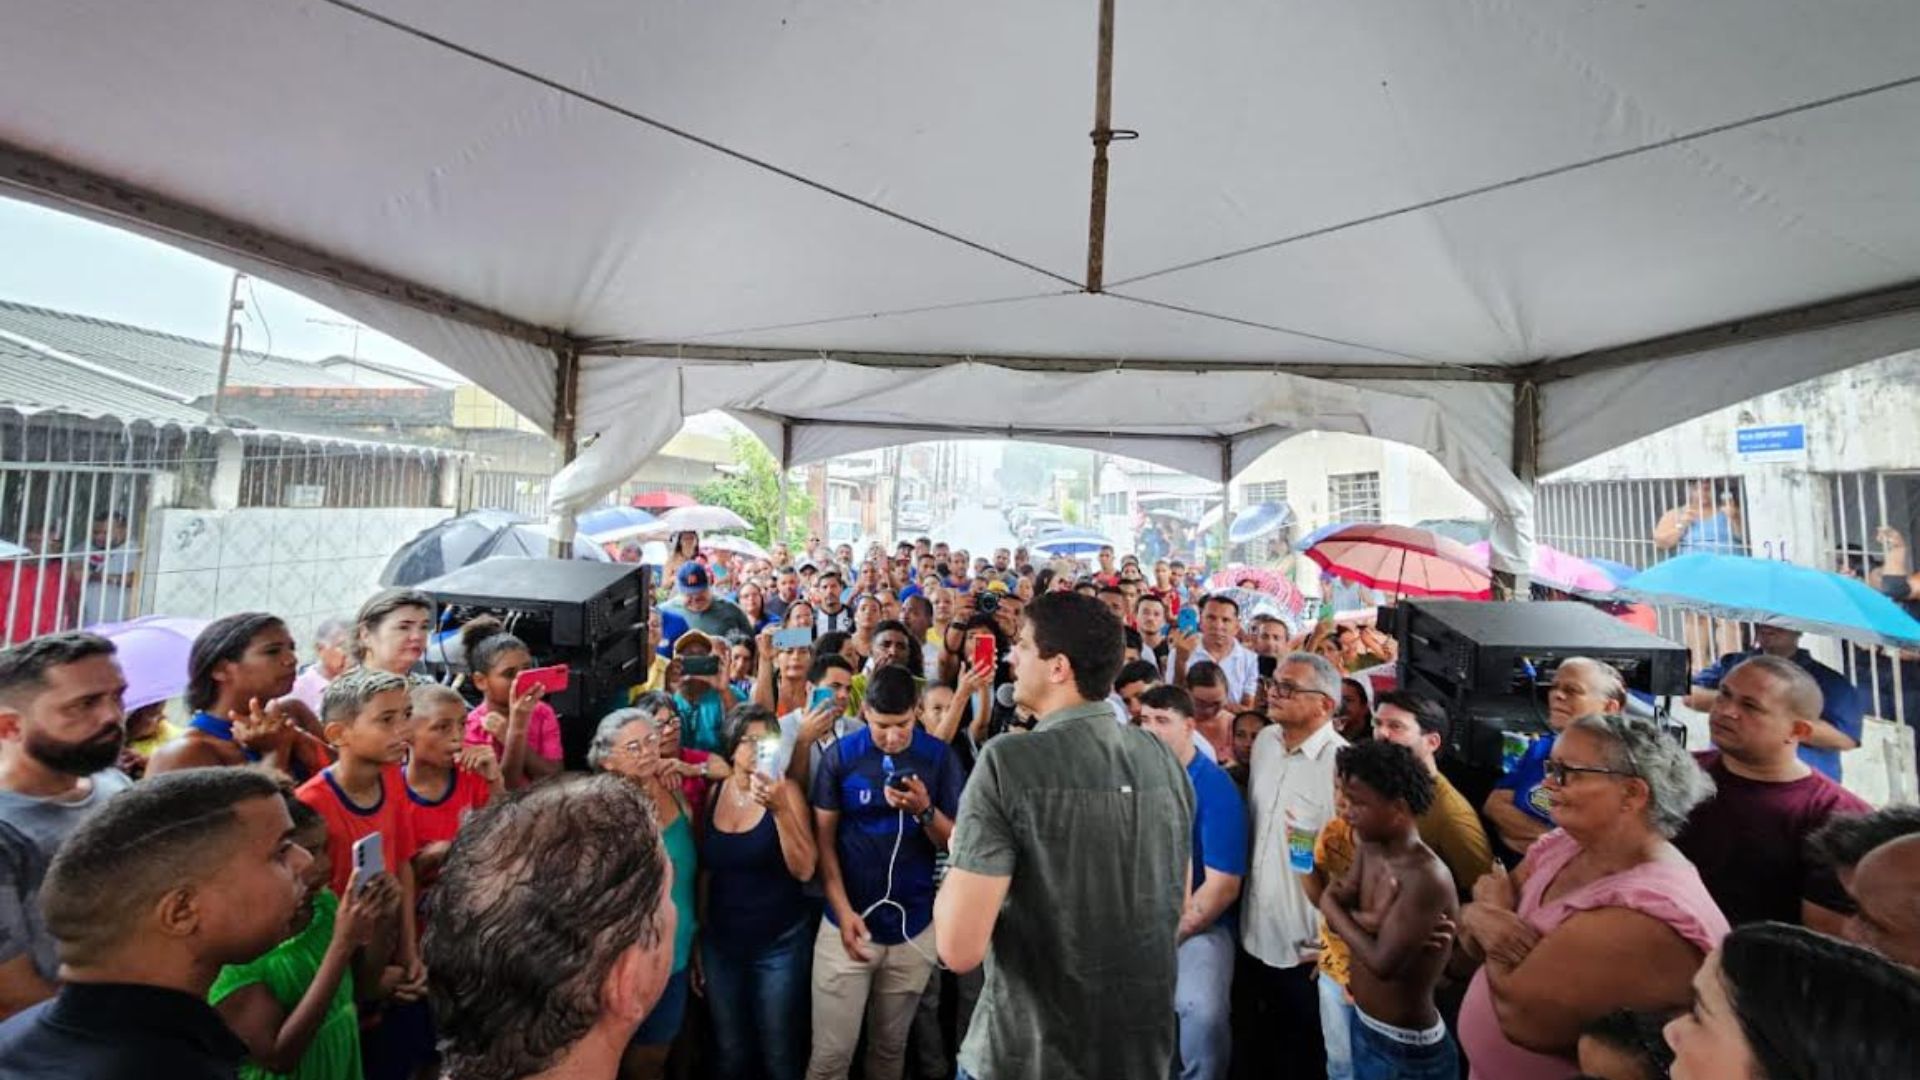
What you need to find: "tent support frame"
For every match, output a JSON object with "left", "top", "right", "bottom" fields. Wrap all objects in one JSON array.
[
  {"left": 1496, "top": 379, "right": 1542, "bottom": 598},
  {"left": 549, "top": 344, "right": 583, "bottom": 556},
  {"left": 0, "top": 139, "right": 570, "bottom": 353},
  {"left": 12, "top": 135, "right": 1920, "bottom": 395},
  {"left": 581, "top": 341, "right": 1501, "bottom": 382}
]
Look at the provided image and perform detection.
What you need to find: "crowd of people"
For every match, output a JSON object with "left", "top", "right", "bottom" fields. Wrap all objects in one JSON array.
[{"left": 0, "top": 531, "right": 1918, "bottom": 1080}]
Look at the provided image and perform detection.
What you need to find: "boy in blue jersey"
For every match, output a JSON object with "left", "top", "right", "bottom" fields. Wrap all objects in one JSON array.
[{"left": 809, "top": 665, "right": 962, "bottom": 1080}]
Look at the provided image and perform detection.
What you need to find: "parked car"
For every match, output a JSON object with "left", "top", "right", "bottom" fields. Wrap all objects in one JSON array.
[{"left": 897, "top": 500, "right": 933, "bottom": 532}]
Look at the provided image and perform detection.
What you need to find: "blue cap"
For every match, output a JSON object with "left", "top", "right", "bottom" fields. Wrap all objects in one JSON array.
[{"left": 676, "top": 562, "right": 711, "bottom": 590}]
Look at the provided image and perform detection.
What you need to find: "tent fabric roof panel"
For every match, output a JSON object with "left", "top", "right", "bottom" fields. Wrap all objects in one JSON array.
[{"left": 6, "top": 0, "right": 1920, "bottom": 577}]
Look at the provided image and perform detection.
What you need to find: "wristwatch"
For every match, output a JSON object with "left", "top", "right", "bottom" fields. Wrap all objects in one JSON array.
[{"left": 915, "top": 805, "right": 935, "bottom": 829}]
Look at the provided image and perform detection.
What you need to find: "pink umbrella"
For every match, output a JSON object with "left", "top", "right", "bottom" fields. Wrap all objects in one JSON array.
[
  {"left": 630, "top": 490, "right": 698, "bottom": 511},
  {"left": 1205, "top": 565, "right": 1306, "bottom": 618},
  {"left": 1466, "top": 541, "right": 1615, "bottom": 594},
  {"left": 1304, "top": 524, "right": 1491, "bottom": 599},
  {"left": 92, "top": 615, "right": 211, "bottom": 710}
]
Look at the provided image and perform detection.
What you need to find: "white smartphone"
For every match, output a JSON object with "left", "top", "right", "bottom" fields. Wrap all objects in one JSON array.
[
  {"left": 351, "top": 833, "right": 385, "bottom": 889},
  {"left": 754, "top": 735, "right": 782, "bottom": 777}
]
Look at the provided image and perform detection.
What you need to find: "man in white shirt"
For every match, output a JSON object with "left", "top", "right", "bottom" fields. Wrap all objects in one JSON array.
[
  {"left": 1239, "top": 650, "right": 1346, "bottom": 1077},
  {"left": 1194, "top": 595, "right": 1260, "bottom": 703}
]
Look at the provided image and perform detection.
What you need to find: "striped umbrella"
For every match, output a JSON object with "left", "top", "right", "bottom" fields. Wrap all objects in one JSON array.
[{"left": 1304, "top": 523, "right": 1491, "bottom": 599}]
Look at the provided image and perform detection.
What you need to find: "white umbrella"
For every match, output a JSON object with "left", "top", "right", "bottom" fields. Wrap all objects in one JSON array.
[
  {"left": 630, "top": 504, "right": 752, "bottom": 538},
  {"left": 703, "top": 534, "right": 770, "bottom": 561}
]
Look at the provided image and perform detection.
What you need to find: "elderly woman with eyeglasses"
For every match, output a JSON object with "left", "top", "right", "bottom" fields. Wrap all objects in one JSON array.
[
  {"left": 1455, "top": 714, "right": 1728, "bottom": 1080},
  {"left": 590, "top": 702, "right": 702, "bottom": 1079}
]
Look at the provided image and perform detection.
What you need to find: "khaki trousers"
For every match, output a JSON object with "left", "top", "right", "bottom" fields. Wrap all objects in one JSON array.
[{"left": 805, "top": 918, "right": 937, "bottom": 1080}]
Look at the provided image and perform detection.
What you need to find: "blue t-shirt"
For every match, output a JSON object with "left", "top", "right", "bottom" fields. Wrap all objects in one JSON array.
[
  {"left": 658, "top": 608, "right": 689, "bottom": 658},
  {"left": 1494, "top": 732, "right": 1556, "bottom": 826},
  {"left": 1186, "top": 753, "right": 1248, "bottom": 924},
  {"left": 811, "top": 726, "right": 963, "bottom": 945},
  {"left": 1693, "top": 648, "right": 1863, "bottom": 781}
]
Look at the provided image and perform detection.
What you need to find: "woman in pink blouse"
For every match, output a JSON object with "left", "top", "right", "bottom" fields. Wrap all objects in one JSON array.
[{"left": 1457, "top": 713, "right": 1728, "bottom": 1079}]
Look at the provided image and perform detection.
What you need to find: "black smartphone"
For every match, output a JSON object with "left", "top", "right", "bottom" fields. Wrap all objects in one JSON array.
[
  {"left": 1258, "top": 654, "right": 1279, "bottom": 680},
  {"left": 888, "top": 770, "right": 918, "bottom": 792},
  {"left": 682, "top": 654, "right": 721, "bottom": 677}
]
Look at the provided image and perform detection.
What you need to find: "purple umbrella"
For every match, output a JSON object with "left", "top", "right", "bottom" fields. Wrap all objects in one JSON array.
[{"left": 92, "top": 615, "right": 210, "bottom": 710}]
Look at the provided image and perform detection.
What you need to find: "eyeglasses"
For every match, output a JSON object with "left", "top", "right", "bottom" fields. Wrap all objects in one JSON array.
[
  {"left": 1543, "top": 760, "right": 1633, "bottom": 785},
  {"left": 1271, "top": 682, "right": 1331, "bottom": 701}
]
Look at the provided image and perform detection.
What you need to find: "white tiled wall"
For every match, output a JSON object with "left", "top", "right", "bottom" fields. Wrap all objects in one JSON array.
[{"left": 143, "top": 508, "right": 452, "bottom": 647}]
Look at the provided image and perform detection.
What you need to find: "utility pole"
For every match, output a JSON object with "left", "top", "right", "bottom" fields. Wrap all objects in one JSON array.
[
  {"left": 209, "top": 271, "right": 245, "bottom": 421},
  {"left": 307, "top": 317, "right": 364, "bottom": 364}
]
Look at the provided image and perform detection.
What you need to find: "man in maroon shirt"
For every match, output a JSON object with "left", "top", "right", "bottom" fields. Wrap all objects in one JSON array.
[{"left": 1676, "top": 655, "right": 1870, "bottom": 932}]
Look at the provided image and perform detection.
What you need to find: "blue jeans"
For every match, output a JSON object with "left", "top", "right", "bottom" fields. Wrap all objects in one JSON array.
[
  {"left": 1173, "top": 922, "right": 1234, "bottom": 1080},
  {"left": 1319, "top": 971, "right": 1356, "bottom": 1080},
  {"left": 704, "top": 917, "right": 813, "bottom": 1080},
  {"left": 1350, "top": 1008, "right": 1458, "bottom": 1080}
]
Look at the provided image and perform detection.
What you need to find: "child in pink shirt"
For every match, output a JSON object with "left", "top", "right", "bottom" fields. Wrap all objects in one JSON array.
[{"left": 459, "top": 616, "right": 563, "bottom": 786}]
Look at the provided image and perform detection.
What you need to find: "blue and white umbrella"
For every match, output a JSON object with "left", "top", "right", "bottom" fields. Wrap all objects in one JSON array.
[
  {"left": 1229, "top": 502, "right": 1294, "bottom": 544},
  {"left": 1031, "top": 528, "right": 1110, "bottom": 557},
  {"left": 1614, "top": 553, "right": 1920, "bottom": 648},
  {"left": 577, "top": 505, "right": 657, "bottom": 543}
]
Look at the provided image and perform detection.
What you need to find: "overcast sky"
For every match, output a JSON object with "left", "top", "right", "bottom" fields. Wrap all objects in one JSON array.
[{"left": 0, "top": 195, "right": 458, "bottom": 379}]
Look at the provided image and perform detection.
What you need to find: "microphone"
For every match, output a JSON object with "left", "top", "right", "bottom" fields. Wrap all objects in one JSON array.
[{"left": 995, "top": 684, "right": 1017, "bottom": 709}]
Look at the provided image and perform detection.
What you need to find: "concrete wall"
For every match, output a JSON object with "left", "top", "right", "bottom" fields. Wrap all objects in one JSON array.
[
  {"left": 1234, "top": 430, "right": 1486, "bottom": 529},
  {"left": 142, "top": 506, "right": 452, "bottom": 647}
]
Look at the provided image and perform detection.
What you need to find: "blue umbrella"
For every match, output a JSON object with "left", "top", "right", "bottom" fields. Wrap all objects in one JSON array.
[
  {"left": 576, "top": 505, "right": 656, "bottom": 543},
  {"left": 1229, "top": 502, "right": 1294, "bottom": 544},
  {"left": 1613, "top": 553, "right": 1920, "bottom": 647},
  {"left": 1031, "top": 528, "right": 1110, "bottom": 557},
  {"left": 1586, "top": 557, "right": 1641, "bottom": 586}
]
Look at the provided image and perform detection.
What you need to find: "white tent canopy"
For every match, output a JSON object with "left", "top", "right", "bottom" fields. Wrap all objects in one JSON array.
[{"left": 6, "top": 0, "right": 1920, "bottom": 572}]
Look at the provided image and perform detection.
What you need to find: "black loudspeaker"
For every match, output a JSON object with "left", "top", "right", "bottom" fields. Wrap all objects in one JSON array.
[
  {"left": 1383, "top": 599, "right": 1690, "bottom": 811},
  {"left": 417, "top": 558, "right": 649, "bottom": 769}
]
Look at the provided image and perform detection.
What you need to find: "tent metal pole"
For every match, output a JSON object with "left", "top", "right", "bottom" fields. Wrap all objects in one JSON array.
[
  {"left": 1497, "top": 379, "right": 1541, "bottom": 599},
  {"left": 778, "top": 423, "right": 793, "bottom": 548},
  {"left": 1084, "top": 0, "right": 1129, "bottom": 293},
  {"left": 550, "top": 345, "right": 582, "bottom": 557},
  {"left": 1215, "top": 440, "right": 1232, "bottom": 571}
]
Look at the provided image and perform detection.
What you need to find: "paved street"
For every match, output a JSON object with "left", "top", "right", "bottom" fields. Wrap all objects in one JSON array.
[{"left": 929, "top": 504, "right": 1018, "bottom": 556}]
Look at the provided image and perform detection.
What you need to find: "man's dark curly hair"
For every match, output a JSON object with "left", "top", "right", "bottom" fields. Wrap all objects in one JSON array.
[
  {"left": 1336, "top": 738, "right": 1435, "bottom": 816},
  {"left": 1808, "top": 805, "right": 1920, "bottom": 871},
  {"left": 425, "top": 773, "right": 669, "bottom": 1080}
]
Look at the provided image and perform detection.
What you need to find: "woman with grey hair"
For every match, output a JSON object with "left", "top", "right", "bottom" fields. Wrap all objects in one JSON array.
[
  {"left": 588, "top": 706, "right": 699, "bottom": 1079},
  {"left": 1456, "top": 713, "right": 1729, "bottom": 1079},
  {"left": 289, "top": 616, "right": 354, "bottom": 713}
]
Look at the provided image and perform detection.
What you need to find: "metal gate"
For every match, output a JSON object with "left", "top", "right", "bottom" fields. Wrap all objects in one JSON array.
[{"left": 0, "top": 414, "right": 192, "bottom": 642}]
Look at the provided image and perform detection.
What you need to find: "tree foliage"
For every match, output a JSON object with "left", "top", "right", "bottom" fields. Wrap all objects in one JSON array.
[{"left": 694, "top": 433, "right": 814, "bottom": 549}]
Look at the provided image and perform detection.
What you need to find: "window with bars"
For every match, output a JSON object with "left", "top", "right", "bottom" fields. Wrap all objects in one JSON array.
[
  {"left": 1327, "top": 472, "right": 1381, "bottom": 522},
  {"left": 1241, "top": 480, "right": 1288, "bottom": 506}
]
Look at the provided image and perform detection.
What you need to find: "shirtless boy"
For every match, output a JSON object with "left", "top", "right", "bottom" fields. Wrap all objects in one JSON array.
[{"left": 1318, "top": 739, "right": 1461, "bottom": 1080}]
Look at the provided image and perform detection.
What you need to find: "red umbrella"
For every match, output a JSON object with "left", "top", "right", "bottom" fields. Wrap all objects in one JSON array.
[
  {"left": 1304, "top": 523, "right": 1491, "bottom": 600},
  {"left": 630, "top": 490, "right": 697, "bottom": 511}
]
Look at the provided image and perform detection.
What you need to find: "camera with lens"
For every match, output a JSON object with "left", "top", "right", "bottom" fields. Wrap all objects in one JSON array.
[{"left": 975, "top": 589, "right": 1000, "bottom": 616}]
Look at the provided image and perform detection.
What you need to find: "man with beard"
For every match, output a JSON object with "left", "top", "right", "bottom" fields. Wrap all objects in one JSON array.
[{"left": 0, "top": 632, "right": 134, "bottom": 1018}]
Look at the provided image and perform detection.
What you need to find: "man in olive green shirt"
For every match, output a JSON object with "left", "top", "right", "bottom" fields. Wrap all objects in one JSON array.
[
  {"left": 1369, "top": 689, "right": 1494, "bottom": 893},
  {"left": 935, "top": 592, "right": 1194, "bottom": 1080}
]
